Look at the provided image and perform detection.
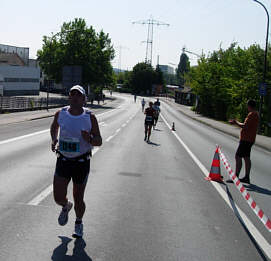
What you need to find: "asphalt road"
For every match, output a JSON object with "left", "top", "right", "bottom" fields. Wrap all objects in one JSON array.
[{"left": 0, "top": 93, "right": 270, "bottom": 261}]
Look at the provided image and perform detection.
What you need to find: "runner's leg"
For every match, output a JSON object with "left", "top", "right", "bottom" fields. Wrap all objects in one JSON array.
[
  {"left": 53, "top": 176, "right": 70, "bottom": 207},
  {"left": 73, "top": 183, "right": 87, "bottom": 219},
  {"left": 144, "top": 123, "right": 148, "bottom": 140},
  {"left": 147, "top": 125, "right": 152, "bottom": 141}
]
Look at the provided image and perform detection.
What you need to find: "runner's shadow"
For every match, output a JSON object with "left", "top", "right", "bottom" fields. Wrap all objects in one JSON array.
[
  {"left": 146, "top": 141, "right": 160, "bottom": 146},
  {"left": 244, "top": 184, "right": 271, "bottom": 196},
  {"left": 51, "top": 236, "right": 92, "bottom": 261}
]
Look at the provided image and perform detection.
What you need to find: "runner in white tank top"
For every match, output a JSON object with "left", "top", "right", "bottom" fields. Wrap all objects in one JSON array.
[{"left": 50, "top": 85, "right": 102, "bottom": 238}]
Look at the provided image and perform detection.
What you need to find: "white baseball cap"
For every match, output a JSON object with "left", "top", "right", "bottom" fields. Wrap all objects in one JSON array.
[{"left": 70, "top": 85, "right": 86, "bottom": 96}]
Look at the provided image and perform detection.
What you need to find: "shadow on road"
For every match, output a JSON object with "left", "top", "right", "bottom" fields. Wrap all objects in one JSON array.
[
  {"left": 225, "top": 186, "right": 269, "bottom": 261},
  {"left": 244, "top": 184, "right": 271, "bottom": 196},
  {"left": 51, "top": 236, "right": 92, "bottom": 261},
  {"left": 146, "top": 141, "right": 160, "bottom": 146}
]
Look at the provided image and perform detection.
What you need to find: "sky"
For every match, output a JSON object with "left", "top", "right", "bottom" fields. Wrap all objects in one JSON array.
[{"left": 1, "top": 0, "right": 270, "bottom": 70}]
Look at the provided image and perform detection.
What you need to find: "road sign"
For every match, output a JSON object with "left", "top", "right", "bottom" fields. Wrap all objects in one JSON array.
[
  {"left": 259, "top": 83, "right": 267, "bottom": 96},
  {"left": 62, "top": 66, "right": 82, "bottom": 90}
]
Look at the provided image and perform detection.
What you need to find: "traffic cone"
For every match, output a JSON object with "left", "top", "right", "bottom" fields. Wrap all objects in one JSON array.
[
  {"left": 172, "top": 122, "right": 176, "bottom": 131},
  {"left": 205, "top": 147, "right": 223, "bottom": 182}
]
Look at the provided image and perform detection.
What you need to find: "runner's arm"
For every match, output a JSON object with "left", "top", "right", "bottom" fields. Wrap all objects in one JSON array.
[
  {"left": 89, "top": 114, "right": 102, "bottom": 146},
  {"left": 50, "top": 110, "right": 60, "bottom": 151}
]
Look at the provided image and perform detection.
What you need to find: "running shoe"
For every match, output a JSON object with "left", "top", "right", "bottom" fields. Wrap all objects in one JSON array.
[
  {"left": 239, "top": 177, "right": 250, "bottom": 184},
  {"left": 58, "top": 201, "right": 73, "bottom": 226},
  {"left": 72, "top": 223, "right": 84, "bottom": 238}
]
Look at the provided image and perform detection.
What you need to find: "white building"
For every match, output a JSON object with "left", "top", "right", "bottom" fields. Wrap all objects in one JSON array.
[
  {"left": 0, "top": 65, "right": 40, "bottom": 96},
  {"left": 0, "top": 44, "right": 29, "bottom": 65},
  {"left": 0, "top": 44, "right": 40, "bottom": 96},
  {"left": 158, "top": 65, "right": 175, "bottom": 75}
]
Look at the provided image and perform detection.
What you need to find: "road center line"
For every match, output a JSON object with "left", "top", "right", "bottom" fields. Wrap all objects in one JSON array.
[
  {"left": 106, "top": 135, "right": 115, "bottom": 142},
  {"left": 0, "top": 129, "right": 49, "bottom": 145},
  {"left": 160, "top": 113, "right": 271, "bottom": 259}
]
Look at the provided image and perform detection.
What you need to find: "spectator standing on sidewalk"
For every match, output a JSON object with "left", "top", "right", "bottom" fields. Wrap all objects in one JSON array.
[{"left": 228, "top": 100, "right": 259, "bottom": 184}]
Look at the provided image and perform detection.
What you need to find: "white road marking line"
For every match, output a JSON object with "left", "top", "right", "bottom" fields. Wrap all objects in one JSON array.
[
  {"left": 96, "top": 108, "right": 118, "bottom": 117},
  {"left": 0, "top": 129, "right": 49, "bottom": 145},
  {"left": 28, "top": 185, "right": 53, "bottom": 206},
  {"left": 116, "top": 128, "right": 121, "bottom": 133},
  {"left": 160, "top": 113, "right": 271, "bottom": 259},
  {"left": 106, "top": 135, "right": 115, "bottom": 142},
  {"left": 0, "top": 108, "right": 118, "bottom": 146},
  {"left": 27, "top": 148, "right": 100, "bottom": 206},
  {"left": 99, "top": 121, "right": 107, "bottom": 127},
  {"left": 122, "top": 123, "right": 126, "bottom": 128}
]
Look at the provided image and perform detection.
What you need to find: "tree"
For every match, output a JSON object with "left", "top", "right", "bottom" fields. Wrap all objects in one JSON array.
[
  {"left": 130, "top": 62, "right": 155, "bottom": 95},
  {"left": 37, "top": 18, "right": 115, "bottom": 88},
  {"left": 188, "top": 42, "right": 271, "bottom": 136},
  {"left": 176, "top": 52, "right": 190, "bottom": 86}
]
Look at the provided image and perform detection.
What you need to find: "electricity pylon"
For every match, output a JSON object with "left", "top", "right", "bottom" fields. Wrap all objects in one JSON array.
[{"left": 133, "top": 17, "right": 169, "bottom": 65}]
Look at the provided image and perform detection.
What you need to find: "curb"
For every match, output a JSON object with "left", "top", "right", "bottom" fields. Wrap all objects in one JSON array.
[
  {"left": 161, "top": 99, "right": 270, "bottom": 153},
  {"left": 0, "top": 98, "right": 114, "bottom": 126}
]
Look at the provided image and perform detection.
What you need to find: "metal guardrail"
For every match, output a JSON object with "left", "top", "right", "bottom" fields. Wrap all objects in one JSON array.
[{"left": 0, "top": 96, "right": 69, "bottom": 112}]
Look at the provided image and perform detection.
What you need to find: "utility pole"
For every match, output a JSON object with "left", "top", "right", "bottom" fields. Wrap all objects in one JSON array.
[
  {"left": 253, "top": 0, "right": 269, "bottom": 134},
  {"left": 116, "top": 45, "right": 129, "bottom": 72},
  {"left": 133, "top": 18, "right": 169, "bottom": 66}
]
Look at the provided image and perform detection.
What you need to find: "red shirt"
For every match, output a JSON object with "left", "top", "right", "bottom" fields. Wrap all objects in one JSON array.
[{"left": 240, "top": 111, "right": 259, "bottom": 143}]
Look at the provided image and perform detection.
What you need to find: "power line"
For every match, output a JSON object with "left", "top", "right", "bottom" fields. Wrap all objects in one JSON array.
[{"left": 132, "top": 17, "right": 169, "bottom": 66}]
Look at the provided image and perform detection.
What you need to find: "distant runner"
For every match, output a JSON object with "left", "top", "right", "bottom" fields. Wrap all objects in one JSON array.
[
  {"left": 141, "top": 98, "right": 146, "bottom": 112},
  {"left": 153, "top": 103, "right": 160, "bottom": 129},
  {"left": 154, "top": 98, "right": 160, "bottom": 107},
  {"left": 144, "top": 101, "right": 155, "bottom": 142}
]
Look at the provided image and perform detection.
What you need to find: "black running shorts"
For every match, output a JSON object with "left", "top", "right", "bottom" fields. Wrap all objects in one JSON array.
[
  {"left": 236, "top": 140, "right": 254, "bottom": 158},
  {"left": 145, "top": 120, "right": 154, "bottom": 126},
  {"left": 54, "top": 158, "right": 90, "bottom": 185}
]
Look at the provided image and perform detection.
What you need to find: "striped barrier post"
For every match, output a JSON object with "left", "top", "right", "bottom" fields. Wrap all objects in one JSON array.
[{"left": 218, "top": 146, "right": 271, "bottom": 232}]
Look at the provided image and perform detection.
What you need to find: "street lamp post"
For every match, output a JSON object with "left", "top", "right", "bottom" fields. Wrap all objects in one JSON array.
[
  {"left": 253, "top": 0, "right": 269, "bottom": 133},
  {"left": 46, "top": 32, "right": 58, "bottom": 111}
]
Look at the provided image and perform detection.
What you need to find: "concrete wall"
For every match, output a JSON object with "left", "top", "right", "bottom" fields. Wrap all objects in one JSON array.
[{"left": 0, "top": 65, "right": 40, "bottom": 96}]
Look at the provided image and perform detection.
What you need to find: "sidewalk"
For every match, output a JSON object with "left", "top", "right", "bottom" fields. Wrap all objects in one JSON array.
[
  {"left": 0, "top": 97, "right": 115, "bottom": 126},
  {"left": 161, "top": 97, "right": 271, "bottom": 153}
]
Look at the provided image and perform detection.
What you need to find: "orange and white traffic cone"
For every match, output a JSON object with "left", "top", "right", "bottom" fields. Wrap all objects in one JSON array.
[
  {"left": 205, "top": 147, "right": 223, "bottom": 182},
  {"left": 172, "top": 122, "right": 176, "bottom": 131}
]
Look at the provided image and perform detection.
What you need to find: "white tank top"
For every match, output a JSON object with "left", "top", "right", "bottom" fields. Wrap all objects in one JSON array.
[{"left": 57, "top": 106, "right": 92, "bottom": 158}]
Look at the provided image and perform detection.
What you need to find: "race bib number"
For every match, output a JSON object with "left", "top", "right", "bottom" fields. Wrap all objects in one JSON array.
[
  {"left": 59, "top": 138, "right": 80, "bottom": 153},
  {"left": 146, "top": 115, "right": 153, "bottom": 122}
]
